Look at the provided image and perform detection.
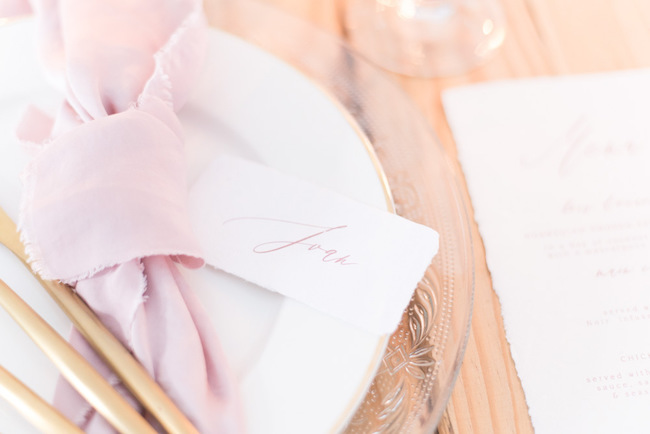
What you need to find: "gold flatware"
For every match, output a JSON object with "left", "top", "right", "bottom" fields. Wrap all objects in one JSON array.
[
  {"left": 0, "top": 207, "right": 199, "bottom": 434},
  {"left": 0, "top": 364, "right": 83, "bottom": 434},
  {"left": 0, "top": 279, "right": 155, "bottom": 433}
]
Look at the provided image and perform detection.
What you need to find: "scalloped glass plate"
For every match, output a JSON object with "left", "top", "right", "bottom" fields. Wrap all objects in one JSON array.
[
  {"left": 0, "top": 1, "right": 474, "bottom": 432},
  {"left": 206, "top": 1, "right": 475, "bottom": 432}
]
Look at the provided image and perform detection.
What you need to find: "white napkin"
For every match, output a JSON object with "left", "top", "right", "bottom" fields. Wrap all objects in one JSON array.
[{"left": 443, "top": 69, "right": 650, "bottom": 434}]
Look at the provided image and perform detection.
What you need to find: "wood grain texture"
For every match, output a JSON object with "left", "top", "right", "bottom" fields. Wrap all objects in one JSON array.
[{"left": 241, "top": 0, "right": 650, "bottom": 432}]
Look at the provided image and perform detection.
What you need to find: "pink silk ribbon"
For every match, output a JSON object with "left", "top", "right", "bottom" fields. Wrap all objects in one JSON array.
[{"left": 9, "top": 0, "right": 244, "bottom": 432}]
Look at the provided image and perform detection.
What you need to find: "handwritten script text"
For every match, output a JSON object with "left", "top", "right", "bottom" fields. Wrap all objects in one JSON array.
[{"left": 223, "top": 217, "right": 357, "bottom": 266}]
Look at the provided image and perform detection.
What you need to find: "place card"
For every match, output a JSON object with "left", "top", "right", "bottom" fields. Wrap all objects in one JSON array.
[
  {"left": 188, "top": 156, "right": 439, "bottom": 335},
  {"left": 443, "top": 69, "right": 650, "bottom": 432}
]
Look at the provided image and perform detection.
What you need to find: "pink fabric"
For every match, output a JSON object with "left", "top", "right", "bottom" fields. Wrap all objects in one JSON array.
[
  {"left": 0, "top": 0, "right": 31, "bottom": 17},
  {"left": 16, "top": 0, "right": 244, "bottom": 432}
]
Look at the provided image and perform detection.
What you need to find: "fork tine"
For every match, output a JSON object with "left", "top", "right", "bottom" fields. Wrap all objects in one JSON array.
[
  {"left": 0, "top": 279, "right": 156, "bottom": 434},
  {"left": 0, "top": 364, "right": 83, "bottom": 434}
]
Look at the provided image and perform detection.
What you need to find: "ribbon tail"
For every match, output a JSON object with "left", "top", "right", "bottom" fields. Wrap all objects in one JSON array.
[{"left": 54, "top": 257, "right": 244, "bottom": 433}]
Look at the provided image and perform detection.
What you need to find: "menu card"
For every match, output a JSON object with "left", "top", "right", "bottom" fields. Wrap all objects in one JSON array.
[{"left": 443, "top": 69, "right": 650, "bottom": 433}]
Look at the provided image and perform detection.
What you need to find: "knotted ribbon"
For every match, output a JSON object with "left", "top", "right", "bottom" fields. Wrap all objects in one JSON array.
[{"left": 8, "top": 0, "right": 243, "bottom": 432}]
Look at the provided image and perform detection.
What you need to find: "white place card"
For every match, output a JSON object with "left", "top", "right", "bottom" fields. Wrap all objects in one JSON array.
[
  {"left": 188, "top": 156, "right": 439, "bottom": 335},
  {"left": 443, "top": 69, "right": 650, "bottom": 433}
]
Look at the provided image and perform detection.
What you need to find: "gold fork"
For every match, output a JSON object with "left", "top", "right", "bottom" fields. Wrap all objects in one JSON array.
[
  {"left": 0, "top": 363, "right": 83, "bottom": 433},
  {"left": 0, "top": 278, "right": 155, "bottom": 433},
  {"left": 0, "top": 206, "right": 199, "bottom": 434}
]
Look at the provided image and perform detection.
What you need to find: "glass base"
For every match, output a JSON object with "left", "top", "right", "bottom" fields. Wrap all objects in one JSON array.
[{"left": 345, "top": 0, "right": 506, "bottom": 78}]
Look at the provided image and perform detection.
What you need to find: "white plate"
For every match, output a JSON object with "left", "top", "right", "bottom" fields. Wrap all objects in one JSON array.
[{"left": 0, "top": 20, "right": 390, "bottom": 433}]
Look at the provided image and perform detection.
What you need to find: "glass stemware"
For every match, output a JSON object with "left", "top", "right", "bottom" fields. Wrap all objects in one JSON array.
[{"left": 345, "top": 0, "right": 506, "bottom": 77}]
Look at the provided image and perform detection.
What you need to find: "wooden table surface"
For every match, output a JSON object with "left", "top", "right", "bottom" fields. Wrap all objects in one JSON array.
[{"left": 252, "top": 1, "right": 650, "bottom": 432}]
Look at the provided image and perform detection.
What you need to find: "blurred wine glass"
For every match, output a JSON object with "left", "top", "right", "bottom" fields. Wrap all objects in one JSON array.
[{"left": 345, "top": 0, "right": 506, "bottom": 77}]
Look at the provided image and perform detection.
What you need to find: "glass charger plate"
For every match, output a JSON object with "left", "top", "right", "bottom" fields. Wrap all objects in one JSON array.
[
  {"left": 0, "top": 1, "right": 474, "bottom": 432},
  {"left": 205, "top": 0, "right": 475, "bottom": 432}
]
